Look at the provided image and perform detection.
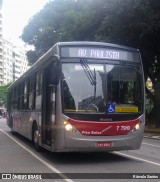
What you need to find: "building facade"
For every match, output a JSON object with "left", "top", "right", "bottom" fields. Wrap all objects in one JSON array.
[
  {"left": 2, "top": 39, "right": 29, "bottom": 85},
  {"left": 12, "top": 45, "right": 29, "bottom": 81},
  {"left": 3, "top": 39, "right": 13, "bottom": 84},
  {"left": 0, "top": 0, "right": 29, "bottom": 85}
]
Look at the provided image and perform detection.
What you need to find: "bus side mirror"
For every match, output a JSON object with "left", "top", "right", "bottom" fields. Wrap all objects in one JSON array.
[{"left": 52, "top": 55, "right": 61, "bottom": 85}]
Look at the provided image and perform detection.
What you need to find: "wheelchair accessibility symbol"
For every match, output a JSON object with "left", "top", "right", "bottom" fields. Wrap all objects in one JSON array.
[{"left": 108, "top": 104, "right": 115, "bottom": 113}]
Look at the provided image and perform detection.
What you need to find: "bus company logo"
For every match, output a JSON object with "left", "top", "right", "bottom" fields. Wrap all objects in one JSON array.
[
  {"left": 2, "top": 174, "right": 11, "bottom": 180},
  {"left": 81, "top": 126, "right": 112, "bottom": 135},
  {"left": 82, "top": 130, "right": 102, "bottom": 135}
]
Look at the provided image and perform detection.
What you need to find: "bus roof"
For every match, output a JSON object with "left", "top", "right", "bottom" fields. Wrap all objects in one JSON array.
[{"left": 57, "top": 41, "right": 139, "bottom": 52}]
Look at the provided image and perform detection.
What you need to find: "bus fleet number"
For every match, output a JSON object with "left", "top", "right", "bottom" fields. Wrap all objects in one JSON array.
[{"left": 116, "top": 126, "right": 130, "bottom": 131}]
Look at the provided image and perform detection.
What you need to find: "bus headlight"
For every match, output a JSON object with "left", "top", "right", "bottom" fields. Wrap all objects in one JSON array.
[
  {"left": 135, "top": 123, "right": 140, "bottom": 130},
  {"left": 64, "top": 120, "right": 77, "bottom": 132},
  {"left": 65, "top": 124, "right": 73, "bottom": 131},
  {"left": 132, "top": 122, "right": 141, "bottom": 132}
]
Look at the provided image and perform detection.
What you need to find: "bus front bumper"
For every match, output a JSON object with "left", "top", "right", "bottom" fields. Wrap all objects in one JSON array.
[{"left": 63, "top": 130, "right": 144, "bottom": 152}]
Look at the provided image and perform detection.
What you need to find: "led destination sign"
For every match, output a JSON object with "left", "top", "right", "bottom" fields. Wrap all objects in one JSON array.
[
  {"left": 61, "top": 47, "right": 140, "bottom": 62},
  {"left": 77, "top": 48, "right": 120, "bottom": 60}
]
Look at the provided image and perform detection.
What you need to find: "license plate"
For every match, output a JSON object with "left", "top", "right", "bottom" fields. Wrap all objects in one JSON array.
[{"left": 96, "top": 141, "right": 112, "bottom": 148}]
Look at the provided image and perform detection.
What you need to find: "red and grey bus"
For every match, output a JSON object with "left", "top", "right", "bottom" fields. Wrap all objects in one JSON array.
[{"left": 7, "top": 42, "right": 145, "bottom": 152}]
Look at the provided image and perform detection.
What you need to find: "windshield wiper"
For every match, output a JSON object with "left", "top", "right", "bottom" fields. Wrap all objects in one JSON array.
[
  {"left": 80, "top": 59, "right": 97, "bottom": 99},
  {"left": 80, "top": 59, "right": 96, "bottom": 85}
]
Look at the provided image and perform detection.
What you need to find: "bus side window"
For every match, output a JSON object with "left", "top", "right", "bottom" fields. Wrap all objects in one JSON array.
[
  {"left": 18, "top": 83, "right": 24, "bottom": 110},
  {"left": 15, "top": 87, "right": 18, "bottom": 109},
  {"left": 11, "top": 88, "right": 15, "bottom": 109},
  {"left": 35, "top": 71, "right": 43, "bottom": 109},
  {"left": 28, "top": 75, "right": 36, "bottom": 109},
  {"left": 11, "top": 87, "right": 18, "bottom": 109},
  {"left": 23, "top": 80, "right": 29, "bottom": 109}
]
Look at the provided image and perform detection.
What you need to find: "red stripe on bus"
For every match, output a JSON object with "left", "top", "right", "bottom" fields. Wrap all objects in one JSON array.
[{"left": 68, "top": 118, "right": 139, "bottom": 136}]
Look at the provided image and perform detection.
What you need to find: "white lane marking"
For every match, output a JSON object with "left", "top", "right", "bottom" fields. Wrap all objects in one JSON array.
[
  {"left": 142, "top": 142, "right": 160, "bottom": 148},
  {"left": 0, "top": 129, "right": 73, "bottom": 182},
  {"left": 114, "top": 151, "right": 160, "bottom": 167}
]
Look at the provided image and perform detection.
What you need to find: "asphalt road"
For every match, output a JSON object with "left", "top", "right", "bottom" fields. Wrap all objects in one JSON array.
[{"left": 0, "top": 118, "right": 160, "bottom": 182}]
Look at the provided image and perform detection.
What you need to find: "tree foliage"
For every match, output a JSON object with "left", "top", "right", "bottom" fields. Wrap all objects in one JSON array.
[
  {"left": 22, "top": 0, "right": 160, "bottom": 126},
  {"left": 0, "top": 83, "right": 12, "bottom": 106},
  {"left": 95, "top": 0, "right": 160, "bottom": 127},
  {"left": 22, "top": 0, "right": 107, "bottom": 63}
]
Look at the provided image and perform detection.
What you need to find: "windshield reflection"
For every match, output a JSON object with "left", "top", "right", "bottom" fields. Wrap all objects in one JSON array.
[
  {"left": 61, "top": 62, "right": 142, "bottom": 114},
  {"left": 62, "top": 63, "right": 105, "bottom": 113}
]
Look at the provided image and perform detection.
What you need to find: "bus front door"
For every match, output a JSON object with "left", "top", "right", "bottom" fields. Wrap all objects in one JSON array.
[{"left": 43, "top": 65, "right": 56, "bottom": 146}]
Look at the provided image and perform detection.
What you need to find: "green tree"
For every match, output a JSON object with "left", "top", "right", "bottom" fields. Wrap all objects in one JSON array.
[
  {"left": 0, "top": 83, "right": 12, "bottom": 107},
  {"left": 95, "top": 0, "right": 160, "bottom": 127},
  {"left": 21, "top": 0, "right": 106, "bottom": 64}
]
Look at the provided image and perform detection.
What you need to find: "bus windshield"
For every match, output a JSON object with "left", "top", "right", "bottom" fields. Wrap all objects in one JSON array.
[{"left": 61, "top": 62, "right": 143, "bottom": 114}]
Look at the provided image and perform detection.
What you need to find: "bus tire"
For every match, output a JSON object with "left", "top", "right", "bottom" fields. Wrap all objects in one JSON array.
[{"left": 32, "top": 122, "right": 42, "bottom": 152}]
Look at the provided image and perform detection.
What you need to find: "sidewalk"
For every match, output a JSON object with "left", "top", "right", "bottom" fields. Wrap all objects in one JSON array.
[{"left": 143, "top": 127, "right": 160, "bottom": 140}]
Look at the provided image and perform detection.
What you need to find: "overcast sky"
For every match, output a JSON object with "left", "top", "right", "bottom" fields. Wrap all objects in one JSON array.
[{"left": 2, "top": 0, "right": 49, "bottom": 46}]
